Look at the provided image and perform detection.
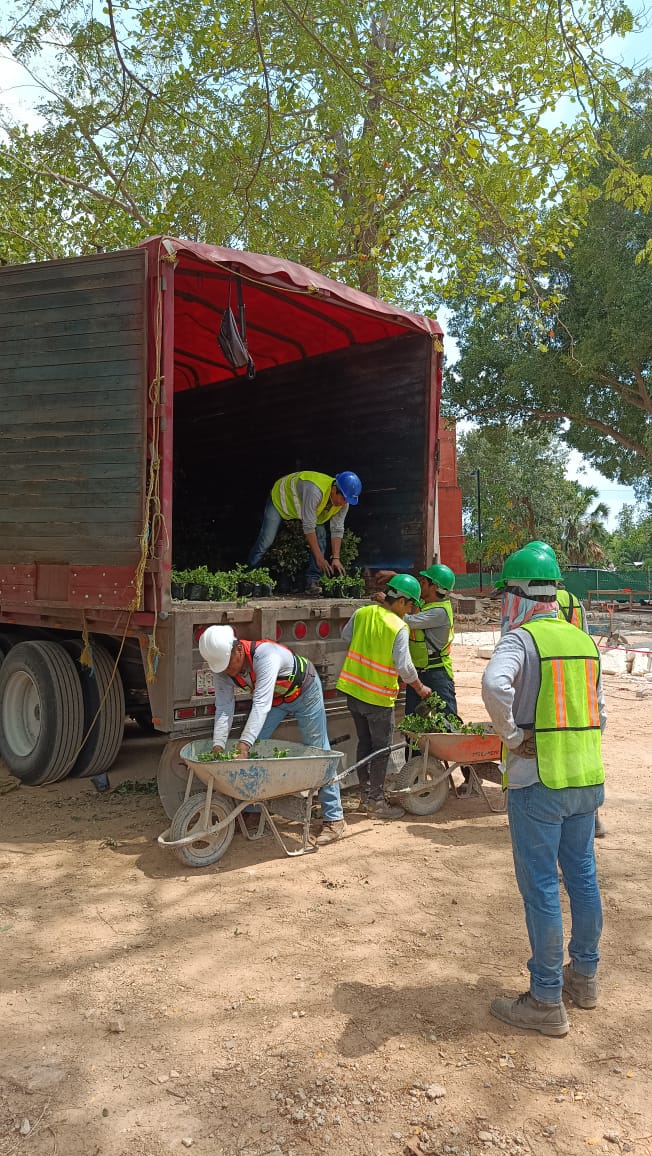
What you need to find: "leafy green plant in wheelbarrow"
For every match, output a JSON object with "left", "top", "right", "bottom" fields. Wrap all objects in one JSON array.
[{"left": 387, "top": 693, "right": 502, "bottom": 817}]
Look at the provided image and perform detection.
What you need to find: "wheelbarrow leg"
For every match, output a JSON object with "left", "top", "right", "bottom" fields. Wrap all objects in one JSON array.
[
  {"left": 236, "top": 810, "right": 269, "bottom": 841},
  {"left": 455, "top": 762, "right": 480, "bottom": 798},
  {"left": 258, "top": 800, "right": 319, "bottom": 857},
  {"left": 474, "top": 770, "right": 507, "bottom": 813}
]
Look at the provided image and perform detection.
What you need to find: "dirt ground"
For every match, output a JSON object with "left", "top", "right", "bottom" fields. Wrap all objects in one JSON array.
[{"left": 1, "top": 642, "right": 651, "bottom": 1156}]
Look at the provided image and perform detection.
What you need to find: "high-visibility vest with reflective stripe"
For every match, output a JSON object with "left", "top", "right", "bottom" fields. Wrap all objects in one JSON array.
[
  {"left": 337, "top": 604, "right": 403, "bottom": 707},
  {"left": 271, "top": 471, "right": 337, "bottom": 524},
  {"left": 233, "top": 639, "right": 308, "bottom": 706},
  {"left": 557, "top": 588, "right": 587, "bottom": 631},
  {"left": 408, "top": 599, "right": 454, "bottom": 677},
  {"left": 520, "top": 618, "right": 604, "bottom": 790}
]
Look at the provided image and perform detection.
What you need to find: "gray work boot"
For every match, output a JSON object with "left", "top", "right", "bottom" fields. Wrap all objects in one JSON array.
[
  {"left": 314, "top": 819, "right": 347, "bottom": 846},
  {"left": 594, "top": 812, "right": 607, "bottom": 838},
  {"left": 367, "top": 799, "right": 405, "bottom": 820},
  {"left": 490, "top": 992, "right": 569, "bottom": 1037},
  {"left": 562, "top": 964, "right": 598, "bottom": 1008}
]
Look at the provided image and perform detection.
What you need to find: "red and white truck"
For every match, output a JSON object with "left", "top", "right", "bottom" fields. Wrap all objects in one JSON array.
[{"left": 0, "top": 236, "right": 455, "bottom": 809}]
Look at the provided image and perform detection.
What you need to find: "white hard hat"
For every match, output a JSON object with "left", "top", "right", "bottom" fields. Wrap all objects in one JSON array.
[{"left": 198, "top": 625, "right": 236, "bottom": 673}]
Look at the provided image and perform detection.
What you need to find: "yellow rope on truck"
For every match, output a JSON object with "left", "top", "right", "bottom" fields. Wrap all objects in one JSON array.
[{"left": 130, "top": 239, "right": 170, "bottom": 681}]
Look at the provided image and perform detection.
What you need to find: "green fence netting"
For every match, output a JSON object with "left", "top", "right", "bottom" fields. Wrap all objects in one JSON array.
[{"left": 454, "top": 569, "right": 652, "bottom": 603}]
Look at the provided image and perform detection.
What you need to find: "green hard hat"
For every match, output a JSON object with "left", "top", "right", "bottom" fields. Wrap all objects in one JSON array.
[
  {"left": 526, "top": 540, "right": 556, "bottom": 557},
  {"left": 420, "top": 563, "right": 455, "bottom": 592},
  {"left": 497, "top": 544, "right": 562, "bottom": 589},
  {"left": 387, "top": 573, "right": 422, "bottom": 606}
]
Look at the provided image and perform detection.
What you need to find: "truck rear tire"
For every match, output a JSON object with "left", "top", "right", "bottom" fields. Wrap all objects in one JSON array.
[
  {"left": 61, "top": 641, "right": 126, "bottom": 777},
  {"left": 0, "top": 634, "right": 13, "bottom": 668},
  {"left": 0, "top": 641, "right": 84, "bottom": 784},
  {"left": 157, "top": 736, "right": 210, "bottom": 819}
]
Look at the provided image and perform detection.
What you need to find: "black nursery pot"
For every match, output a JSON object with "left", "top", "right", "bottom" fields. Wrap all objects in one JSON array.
[
  {"left": 275, "top": 575, "right": 292, "bottom": 594},
  {"left": 260, "top": 583, "right": 274, "bottom": 596},
  {"left": 252, "top": 583, "right": 264, "bottom": 597},
  {"left": 187, "top": 583, "right": 209, "bottom": 601},
  {"left": 238, "top": 580, "right": 255, "bottom": 597},
  {"left": 329, "top": 580, "right": 344, "bottom": 598},
  {"left": 171, "top": 582, "right": 187, "bottom": 600}
]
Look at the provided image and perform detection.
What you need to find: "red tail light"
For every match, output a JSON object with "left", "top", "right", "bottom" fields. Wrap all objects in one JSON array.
[
  {"left": 318, "top": 622, "right": 331, "bottom": 638},
  {"left": 293, "top": 622, "right": 307, "bottom": 639}
]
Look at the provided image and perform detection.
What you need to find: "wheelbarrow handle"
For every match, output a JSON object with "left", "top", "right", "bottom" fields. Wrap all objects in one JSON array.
[{"left": 333, "top": 743, "right": 405, "bottom": 784}]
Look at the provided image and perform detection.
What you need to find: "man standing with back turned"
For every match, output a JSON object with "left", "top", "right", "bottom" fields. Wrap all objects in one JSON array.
[{"left": 481, "top": 543, "right": 606, "bottom": 1037}]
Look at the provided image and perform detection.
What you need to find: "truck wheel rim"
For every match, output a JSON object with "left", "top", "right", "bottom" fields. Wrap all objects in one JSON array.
[{"left": 2, "top": 671, "right": 41, "bottom": 756}]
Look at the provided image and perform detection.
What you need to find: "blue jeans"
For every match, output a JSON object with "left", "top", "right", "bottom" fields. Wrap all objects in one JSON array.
[
  {"left": 259, "top": 676, "right": 343, "bottom": 821},
  {"left": 507, "top": 781, "right": 605, "bottom": 1003},
  {"left": 248, "top": 496, "right": 327, "bottom": 585}
]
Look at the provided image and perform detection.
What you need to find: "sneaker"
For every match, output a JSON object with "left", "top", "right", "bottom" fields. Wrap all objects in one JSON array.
[
  {"left": 562, "top": 963, "right": 598, "bottom": 1008},
  {"left": 367, "top": 799, "right": 405, "bottom": 820},
  {"left": 314, "top": 819, "right": 347, "bottom": 846},
  {"left": 304, "top": 582, "right": 322, "bottom": 597},
  {"left": 490, "top": 992, "right": 569, "bottom": 1037},
  {"left": 594, "top": 812, "right": 608, "bottom": 838}
]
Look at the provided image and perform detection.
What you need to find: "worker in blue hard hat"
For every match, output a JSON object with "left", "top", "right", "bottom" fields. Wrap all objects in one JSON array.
[{"left": 248, "top": 469, "right": 362, "bottom": 596}]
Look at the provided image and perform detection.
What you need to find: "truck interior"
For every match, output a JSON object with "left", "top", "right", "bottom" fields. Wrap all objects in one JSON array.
[{"left": 152, "top": 238, "right": 443, "bottom": 575}]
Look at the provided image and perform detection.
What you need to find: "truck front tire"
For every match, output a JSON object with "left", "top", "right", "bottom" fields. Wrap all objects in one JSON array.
[{"left": 0, "top": 641, "right": 84, "bottom": 784}]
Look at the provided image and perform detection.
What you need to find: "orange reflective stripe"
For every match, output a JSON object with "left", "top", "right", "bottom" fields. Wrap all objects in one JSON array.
[
  {"left": 348, "top": 649, "right": 397, "bottom": 677},
  {"left": 338, "top": 671, "right": 396, "bottom": 697},
  {"left": 551, "top": 659, "right": 567, "bottom": 727},
  {"left": 586, "top": 659, "right": 601, "bottom": 727}
]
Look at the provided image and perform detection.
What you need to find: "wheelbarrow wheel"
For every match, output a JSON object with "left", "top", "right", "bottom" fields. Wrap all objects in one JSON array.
[
  {"left": 169, "top": 793, "right": 236, "bottom": 868},
  {"left": 389, "top": 756, "right": 450, "bottom": 815}
]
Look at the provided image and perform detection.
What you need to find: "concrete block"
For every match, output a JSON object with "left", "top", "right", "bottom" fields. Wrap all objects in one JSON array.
[
  {"left": 629, "top": 649, "right": 652, "bottom": 676},
  {"left": 600, "top": 647, "right": 628, "bottom": 675},
  {"left": 476, "top": 645, "right": 495, "bottom": 659}
]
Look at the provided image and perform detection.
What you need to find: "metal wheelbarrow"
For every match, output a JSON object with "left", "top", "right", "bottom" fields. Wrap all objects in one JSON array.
[
  {"left": 157, "top": 739, "right": 403, "bottom": 868},
  {"left": 389, "top": 727, "right": 506, "bottom": 816}
]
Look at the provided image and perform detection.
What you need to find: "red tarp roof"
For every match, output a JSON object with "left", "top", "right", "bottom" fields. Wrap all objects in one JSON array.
[{"left": 140, "top": 236, "right": 442, "bottom": 392}]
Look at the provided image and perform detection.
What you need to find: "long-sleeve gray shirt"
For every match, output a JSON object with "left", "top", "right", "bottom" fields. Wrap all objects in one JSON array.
[
  {"left": 296, "top": 480, "right": 347, "bottom": 537},
  {"left": 341, "top": 609, "right": 419, "bottom": 685},
  {"left": 481, "top": 622, "right": 607, "bottom": 788},
  {"left": 212, "top": 642, "right": 314, "bottom": 749},
  {"left": 404, "top": 605, "right": 451, "bottom": 660}
]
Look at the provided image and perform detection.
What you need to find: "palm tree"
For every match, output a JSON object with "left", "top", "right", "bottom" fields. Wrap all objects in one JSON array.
[{"left": 560, "top": 487, "right": 610, "bottom": 565}]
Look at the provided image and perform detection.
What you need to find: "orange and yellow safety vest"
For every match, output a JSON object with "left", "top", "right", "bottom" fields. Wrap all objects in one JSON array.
[{"left": 337, "top": 604, "right": 404, "bottom": 707}]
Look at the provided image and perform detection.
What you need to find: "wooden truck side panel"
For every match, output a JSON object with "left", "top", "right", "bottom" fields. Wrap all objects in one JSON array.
[{"left": 0, "top": 249, "right": 148, "bottom": 612}]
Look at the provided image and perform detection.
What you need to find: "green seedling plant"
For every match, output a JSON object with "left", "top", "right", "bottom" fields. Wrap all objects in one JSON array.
[
  {"left": 196, "top": 743, "right": 290, "bottom": 763},
  {"left": 401, "top": 691, "right": 486, "bottom": 736}
]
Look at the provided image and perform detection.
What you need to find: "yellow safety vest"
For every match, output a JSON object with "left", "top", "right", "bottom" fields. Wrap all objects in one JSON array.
[
  {"left": 520, "top": 618, "right": 604, "bottom": 789},
  {"left": 271, "top": 471, "right": 338, "bottom": 524},
  {"left": 337, "top": 604, "right": 404, "bottom": 707},
  {"left": 557, "top": 588, "right": 586, "bottom": 631},
  {"left": 408, "top": 599, "right": 454, "bottom": 677}
]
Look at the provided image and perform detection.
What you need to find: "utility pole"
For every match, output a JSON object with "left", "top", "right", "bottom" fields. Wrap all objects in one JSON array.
[{"left": 472, "top": 469, "right": 483, "bottom": 592}]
